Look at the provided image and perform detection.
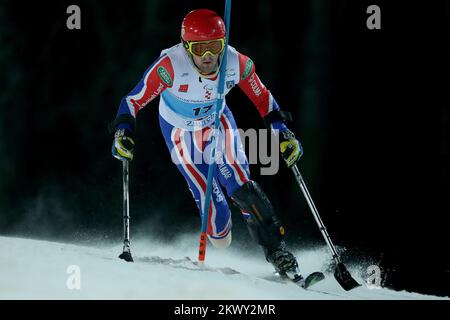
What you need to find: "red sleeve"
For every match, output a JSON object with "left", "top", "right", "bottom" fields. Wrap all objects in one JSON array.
[
  {"left": 127, "top": 55, "right": 174, "bottom": 116},
  {"left": 237, "top": 52, "right": 271, "bottom": 117}
]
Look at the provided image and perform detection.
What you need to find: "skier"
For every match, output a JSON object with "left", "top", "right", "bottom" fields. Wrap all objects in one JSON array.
[{"left": 111, "top": 9, "right": 304, "bottom": 278}]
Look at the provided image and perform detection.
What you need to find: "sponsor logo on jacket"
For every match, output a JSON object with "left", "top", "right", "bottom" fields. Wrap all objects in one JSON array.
[
  {"left": 241, "top": 59, "right": 253, "bottom": 80},
  {"left": 248, "top": 73, "right": 262, "bottom": 96},
  {"left": 157, "top": 66, "right": 173, "bottom": 86},
  {"left": 141, "top": 82, "right": 165, "bottom": 107}
]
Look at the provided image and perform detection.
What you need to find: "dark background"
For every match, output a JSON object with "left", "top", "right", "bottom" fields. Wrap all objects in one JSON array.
[{"left": 0, "top": 0, "right": 449, "bottom": 297}]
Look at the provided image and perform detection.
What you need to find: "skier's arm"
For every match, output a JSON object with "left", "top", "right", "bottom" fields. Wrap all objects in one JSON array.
[
  {"left": 113, "top": 54, "right": 174, "bottom": 133},
  {"left": 237, "top": 53, "right": 303, "bottom": 167},
  {"left": 111, "top": 55, "right": 174, "bottom": 161},
  {"left": 237, "top": 52, "right": 290, "bottom": 132}
]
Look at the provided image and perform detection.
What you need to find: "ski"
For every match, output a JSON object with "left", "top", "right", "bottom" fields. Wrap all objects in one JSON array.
[
  {"left": 135, "top": 254, "right": 327, "bottom": 291},
  {"left": 285, "top": 270, "right": 325, "bottom": 289}
]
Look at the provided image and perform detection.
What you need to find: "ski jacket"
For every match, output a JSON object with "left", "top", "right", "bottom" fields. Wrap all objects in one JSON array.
[{"left": 115, "top": 43, "right": 288, "bottom": 132}]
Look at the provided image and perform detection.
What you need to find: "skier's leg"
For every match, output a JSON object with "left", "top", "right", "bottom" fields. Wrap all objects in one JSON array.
[
  {"left": 217, "top": 108, "right": 299, "bottom": 275},
  {"left": 203, "top": 178, "right": 232, "bottom": 248},
  {"left": 190, "top": 125, "right": 234, "bottom": 248},
  {"left": 160, "top": 116, "right": 232, "bottom": 248},
  {"left": 215, "top": 106, "right": 251, "bottom": 197},
  {"left": 232, "top": 180, "right": 300, "bottom": 275}
]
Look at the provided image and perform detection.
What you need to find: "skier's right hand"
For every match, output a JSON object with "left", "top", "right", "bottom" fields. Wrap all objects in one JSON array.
[
  {"left": 112, "top": 128, "right": 135, "bottom": 161},
  {"left": 280, "top": 129, "right": 303, "bottom": 168}
]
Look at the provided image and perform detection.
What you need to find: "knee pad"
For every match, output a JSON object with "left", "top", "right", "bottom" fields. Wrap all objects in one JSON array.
[
  {"left": 208, "top": 232, "right": 232, "bottom": 249},
  {"left": 231, "top": 181, "right": 285, "bottom": 248}
]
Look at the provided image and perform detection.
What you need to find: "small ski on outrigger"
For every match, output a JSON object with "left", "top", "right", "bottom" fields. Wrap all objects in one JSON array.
[{"left": 284, "top": 270, "right": 325, "bottom": 289}]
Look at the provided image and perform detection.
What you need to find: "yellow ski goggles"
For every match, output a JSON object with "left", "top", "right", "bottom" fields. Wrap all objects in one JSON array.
[{"left": 184, "top": 38, "right": 225, "bottom": 57}]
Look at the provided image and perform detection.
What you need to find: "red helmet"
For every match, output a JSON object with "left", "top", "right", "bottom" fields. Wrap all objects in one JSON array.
[{"left": 181, "top": 9, "right": 226, "bottom": 42}]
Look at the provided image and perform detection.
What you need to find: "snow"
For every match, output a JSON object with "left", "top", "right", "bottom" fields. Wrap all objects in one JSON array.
[{"left": 0, "top": 235, "right": 447, "bottom": 300}]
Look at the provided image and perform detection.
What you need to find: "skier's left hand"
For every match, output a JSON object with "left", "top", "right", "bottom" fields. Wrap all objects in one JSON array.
[{"left": 280, "top": 129, "right": 303, "bottom": 168}]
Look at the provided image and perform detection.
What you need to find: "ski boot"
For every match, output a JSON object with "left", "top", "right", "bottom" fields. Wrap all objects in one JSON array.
[
  {"left": 231, "top": 181, "right": 324, "bottom": 287},
  {"left": 264, "top": 242, "right": 303, "bottom": 282}
]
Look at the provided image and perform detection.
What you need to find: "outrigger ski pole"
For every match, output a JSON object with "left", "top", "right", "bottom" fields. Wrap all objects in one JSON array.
[
  {"left": 119, "top": 160, "right": 133, "bottom": 262},
  {"left": 291, "top": 164, "right": 360, "bottom": 291}
]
